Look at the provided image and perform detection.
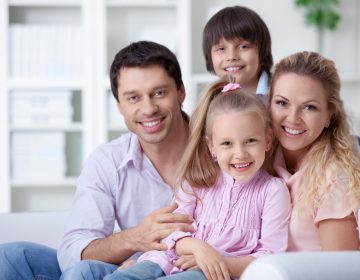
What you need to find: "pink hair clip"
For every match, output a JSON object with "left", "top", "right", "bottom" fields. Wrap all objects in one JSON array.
[{"left": 221, "top": 83, "right": 241, "bottom": 93}]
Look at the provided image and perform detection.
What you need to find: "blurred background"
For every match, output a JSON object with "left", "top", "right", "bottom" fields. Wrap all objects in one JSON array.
[{"left": 0, "top": 0, "right": 359, "bottom": 213}]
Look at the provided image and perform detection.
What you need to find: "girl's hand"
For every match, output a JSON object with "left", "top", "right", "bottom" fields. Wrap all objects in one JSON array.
[
  {"left": 193, "top": 242, "right": 230, "bottom": 280},
  {"left": 173, "top": 254, "right": 198, "bottom": 271},
  {"left": 116, "top": 259, "right": 136, "bottom": 271}
]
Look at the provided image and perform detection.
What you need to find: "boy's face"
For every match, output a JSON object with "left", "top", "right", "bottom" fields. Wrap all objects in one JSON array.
[
  {"left": 116, "top": 65, "right": 185, "bottom": 147},
  {"left": 211, "top": 38, "right": 260, "bottom": 93}
]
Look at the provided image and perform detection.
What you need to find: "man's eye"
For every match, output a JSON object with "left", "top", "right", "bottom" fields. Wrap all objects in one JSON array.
[
  {"left": 154, "top": 90, "right": 165, "bottom": 97},
  {"left": 127, "top": 96, "right": 138, "bottom": 102}
]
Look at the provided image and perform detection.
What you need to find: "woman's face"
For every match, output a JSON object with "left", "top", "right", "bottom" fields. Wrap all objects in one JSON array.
[{"left": 270, "top": 73, "right": 332, "bottom": 160}]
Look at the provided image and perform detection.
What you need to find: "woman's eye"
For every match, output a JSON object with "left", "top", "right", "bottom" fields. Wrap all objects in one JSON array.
[
  {"left": 275, "top": 100, "right": 287, "bottom": 106},
  {"left": 304, "top": 105, "right": 317, "bottom": 111}
]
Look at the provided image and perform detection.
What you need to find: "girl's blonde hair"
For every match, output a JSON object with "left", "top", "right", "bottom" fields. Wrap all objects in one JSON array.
[
  {"left": 176, "top": 77, "right": 271, "bottom": 190},
  {"left": 269, "top": 51, "right": 360, "bottom": 212}
]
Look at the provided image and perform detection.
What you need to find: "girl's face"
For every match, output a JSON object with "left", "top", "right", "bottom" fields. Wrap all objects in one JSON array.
[
  {"left": 211, "top": 37, "right": 260, "bottom": 93},
  {"left": 207, "top": 111, "right": 271, "bottom": 183},
  {"left": 270, "top": 73, "right": 332, "bottom": 161}
]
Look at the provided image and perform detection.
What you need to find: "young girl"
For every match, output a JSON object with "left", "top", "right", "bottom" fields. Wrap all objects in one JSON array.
[
  {"left": 203, "top": 6, "right": 273, "bottom": 98},
  {"left": 104, "top": 79, "right": 291, "bottom": 280},
  {"left": 269, "top": 51, "right": 360, "bottom": 251}
]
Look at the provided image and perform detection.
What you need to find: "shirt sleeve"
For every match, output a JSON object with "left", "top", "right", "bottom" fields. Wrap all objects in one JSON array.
[
  {"left": 137, "top": 183, "right": 198, "bottom": 274},
  {"left": 315, "top": 169, "right": 356, "bottom": 224},
  {"left": 57, "top": 148, "right": 117, "bottom": 271},
  {"left": 251, "top": 177, "right": 291, "bottom": 258}
]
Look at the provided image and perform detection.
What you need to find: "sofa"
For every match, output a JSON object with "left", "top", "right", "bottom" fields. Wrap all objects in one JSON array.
[{"left": 1, "top": 211, "right": 359, "bottom": 279}]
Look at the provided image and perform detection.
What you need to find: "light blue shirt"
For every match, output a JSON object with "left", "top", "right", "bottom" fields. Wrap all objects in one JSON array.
[
  {"left": 256, "top": 71, "right": 269, "bottom": 103},
  {"left": 57, "top": 133, "right": 173, "bottom": 271}
]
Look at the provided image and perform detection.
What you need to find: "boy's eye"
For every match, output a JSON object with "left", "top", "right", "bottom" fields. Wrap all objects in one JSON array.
[
  {"left": 239, "top": 44, "right": 249, "bottom": 49},
  {"left": 214, "top": 46, "right": 225, "bottom": 52}
]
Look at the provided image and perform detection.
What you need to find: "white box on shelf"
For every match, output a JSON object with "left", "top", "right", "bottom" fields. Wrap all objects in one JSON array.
[{"left": 11, "top": 132, "right": 66, "bottom": 180}]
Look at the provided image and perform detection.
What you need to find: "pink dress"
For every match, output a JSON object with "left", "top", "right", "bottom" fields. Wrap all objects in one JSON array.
[
  {"left": 138, "top": 169, "right": 291, "bottom": 275},
  {"left": 273, "top": 147, "right": 359, "bottom": 251}
]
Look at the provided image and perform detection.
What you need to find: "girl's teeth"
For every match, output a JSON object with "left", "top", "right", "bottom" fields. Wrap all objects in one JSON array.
[{"left": 234, "top": 162, "right": 250, "bottom": 168}]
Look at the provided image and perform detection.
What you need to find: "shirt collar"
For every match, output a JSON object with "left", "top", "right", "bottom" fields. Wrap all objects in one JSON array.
[
  {"left": 220, "top": 169, "right": 262, "bottom": 189},
  {"left": 119, "top": 133, "right": 144, "bottom": 170},
  {"left": 256, "top": 71, "right": 269, "bottom": 95}
]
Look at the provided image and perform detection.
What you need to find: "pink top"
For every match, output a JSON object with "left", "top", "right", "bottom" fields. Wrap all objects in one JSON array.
[
  {"left": 138, "top": 169, "right": 291, "bottom": 275},
  {"left": 273, "top": 147, "right": 359, "bottom": 251}
]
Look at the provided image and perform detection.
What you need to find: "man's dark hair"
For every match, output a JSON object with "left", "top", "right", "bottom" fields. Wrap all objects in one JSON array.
[{"left": 110, "top": 41, "right": 184, "bottom": 102}]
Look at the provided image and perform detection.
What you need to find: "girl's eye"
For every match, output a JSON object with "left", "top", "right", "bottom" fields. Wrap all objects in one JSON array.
[
  {"left": 221, "top": 141, "right": 231, "bottom": 146},
  {"left": 304, "top": 104, "right": 317, "bottom": 111},
  {"left": 246, "top": 138, "right": 256, "bottom": 144}
]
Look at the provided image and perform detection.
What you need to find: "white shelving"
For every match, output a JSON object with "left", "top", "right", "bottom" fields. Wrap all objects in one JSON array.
[
  {"left": 1, "top": 0, "right": 359, "bottom": 213},
  {"left": 0, "top": 0, "right": 192, "bottom": 213}
]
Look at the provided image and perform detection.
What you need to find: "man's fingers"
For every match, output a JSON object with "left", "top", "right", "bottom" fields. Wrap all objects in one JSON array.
[
  {"left": 152, "top": 203, "right": 178, "bottom": 214},
  {"left": 156, "top": 212, "right": 193, "bottom": 224}
]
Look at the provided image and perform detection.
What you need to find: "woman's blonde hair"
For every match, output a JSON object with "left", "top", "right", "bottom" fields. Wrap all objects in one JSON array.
[
  {"left": 176, "top": 77, "right": 271, "bottom": 190},
  {"left": 269, "top": 51, "right": 360, "bottom": 212}
]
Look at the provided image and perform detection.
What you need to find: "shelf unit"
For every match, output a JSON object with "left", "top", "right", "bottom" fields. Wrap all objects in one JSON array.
[
  {"left": 1, "top": 0, "right": 359, "bottom": 213},
  {"left": 0, "top": 0, "right": 192, "bottom": 213}
]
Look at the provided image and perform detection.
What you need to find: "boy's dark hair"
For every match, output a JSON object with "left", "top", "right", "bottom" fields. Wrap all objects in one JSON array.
[
  {"left": 110, "top": 41, "right": 184, "bottom": 102},
  {"left": 203, "top": 6, "right": 273, "bottom": 76}
]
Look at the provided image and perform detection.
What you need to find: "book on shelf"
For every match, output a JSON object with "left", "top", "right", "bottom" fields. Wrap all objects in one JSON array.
[
  {"left": 10, "top": 90, "right": 74, "bottom": 126},
  {"left": 11, "top": 132, "right": 66, "bottom": 180},
  {"left": 9, "top": 24, "right": 82, "bottom": 78}
]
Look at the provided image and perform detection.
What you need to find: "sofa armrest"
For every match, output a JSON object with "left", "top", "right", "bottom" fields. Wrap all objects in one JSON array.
[
  {"left": 240, "top": 251, "right": 360, "bottom": 280},
  {"left": 0, "top": 211, "right": 69, "bottom": 249}
]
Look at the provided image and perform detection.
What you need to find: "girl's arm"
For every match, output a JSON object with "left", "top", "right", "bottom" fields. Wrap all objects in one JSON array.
[
  {"left": 175, "top": 237, "right": 230, "bottom": 280},
  {"left": 223, "top": 256, "right": 255, "bottom": 279},
  {"left": 318, "top": 215, "right": 359, "bottom": 250}
]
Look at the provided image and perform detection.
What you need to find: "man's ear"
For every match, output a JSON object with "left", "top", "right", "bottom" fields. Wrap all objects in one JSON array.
[
  {"left": 116, "top": 101, "right": 123, "bottom": 115},
  {"left": 178, "top": 85, "right": 186, "bottom": 104}
]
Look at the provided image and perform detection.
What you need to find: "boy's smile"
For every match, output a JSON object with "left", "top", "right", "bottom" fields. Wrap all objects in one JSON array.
[{"left": 211, "top": 38, "right": 260, "bottom": 94}]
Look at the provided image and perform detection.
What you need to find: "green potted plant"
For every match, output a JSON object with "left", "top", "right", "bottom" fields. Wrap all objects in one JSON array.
[{"left": 295, "top": 0, "right": 341, "bottom": 52}]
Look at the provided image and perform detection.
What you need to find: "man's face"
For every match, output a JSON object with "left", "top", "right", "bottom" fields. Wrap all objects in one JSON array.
[{"left": 117, "top": 65, "right": 185, "bottom": 146}]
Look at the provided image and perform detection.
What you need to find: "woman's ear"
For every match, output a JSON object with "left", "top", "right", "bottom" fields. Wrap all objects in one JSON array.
[{"left": 265, "top": 128, "right": 273, "bottom": 151}]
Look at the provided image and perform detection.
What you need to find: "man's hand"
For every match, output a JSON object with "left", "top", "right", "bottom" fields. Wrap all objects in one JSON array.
[{"left": 126, "top": 203, "right": 194, "bottom": 252}]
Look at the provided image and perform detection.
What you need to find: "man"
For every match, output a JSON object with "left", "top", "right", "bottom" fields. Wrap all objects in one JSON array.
[{"left": 0, "top": 41, "right": 193, "bottom": 280}]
